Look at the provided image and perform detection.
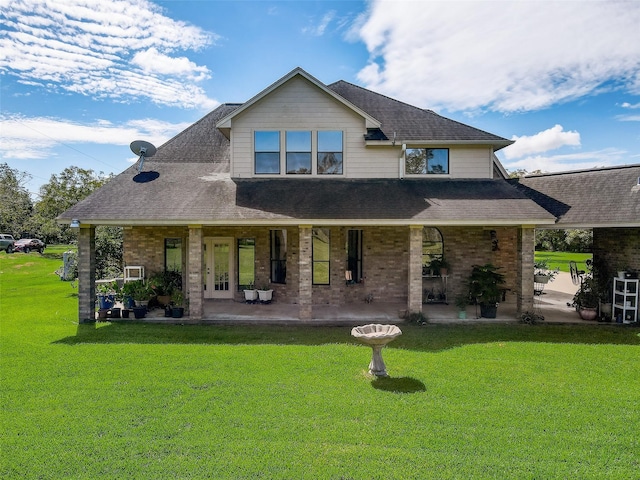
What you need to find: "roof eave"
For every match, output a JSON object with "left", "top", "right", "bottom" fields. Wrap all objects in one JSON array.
[
  {"left": 57, "top": 217, "right": 557, "bottom": 227},
  {"left": 365, "top": 139, "right": 514, "bottom": 149}
]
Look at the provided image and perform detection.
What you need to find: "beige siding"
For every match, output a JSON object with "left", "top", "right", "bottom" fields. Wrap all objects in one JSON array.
[{"left": 229, "top": 76, "right": 496, "bottom": 179}]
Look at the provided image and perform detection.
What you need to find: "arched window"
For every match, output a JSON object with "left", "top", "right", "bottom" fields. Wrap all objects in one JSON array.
[{"left": 422, "top": 227, "right": 444, "bottom": 276}]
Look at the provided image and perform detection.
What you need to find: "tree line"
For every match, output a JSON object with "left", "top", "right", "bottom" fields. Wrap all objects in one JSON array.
[{"left": 0, "top": 163, "right": 122, "bottom": 278}]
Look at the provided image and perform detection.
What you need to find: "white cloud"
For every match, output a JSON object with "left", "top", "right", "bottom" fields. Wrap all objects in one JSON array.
[
  {"left": 303, "top": 10, "right": 337, "bottom": 36},
  {"left": 503, "top": 125, "right": 581, "bottom": 160},
  {"left": 353, "top": 1, "right": 640, "bottom": 113},
  {"left": 0, "top": 114, "right": 190, "bottom": 160},
  {"left": 0, "top": 0, "right": 219, "bottom": 109},
  {"left": 501, "top": 148, "right": 627, "bottom": 174},
  {"left": 616, "top": 114, "right": 640, "bottom": 122}
]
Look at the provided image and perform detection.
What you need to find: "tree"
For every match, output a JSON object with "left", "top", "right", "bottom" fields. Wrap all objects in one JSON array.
[
  {"left": 33, "top": 167, "right": 112, "bottom": 244},
  {"left": 0, "top": 163, "right": 33, "bottom": 237}
]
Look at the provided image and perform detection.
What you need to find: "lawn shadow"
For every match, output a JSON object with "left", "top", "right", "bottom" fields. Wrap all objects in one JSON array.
[
  {"left": 54, "top": 321, "right": 640, "bottom": 351},
  {"left": 371, "top": 376, "right": 426, "bottom": 394}
]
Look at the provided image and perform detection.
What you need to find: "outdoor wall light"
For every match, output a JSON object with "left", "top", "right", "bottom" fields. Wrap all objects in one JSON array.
[{"left": 70, "top": 219, "right": 80, "bottom": 229}]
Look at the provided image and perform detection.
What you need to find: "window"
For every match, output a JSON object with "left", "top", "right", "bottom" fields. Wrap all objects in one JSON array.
[
  {"left": 422, "top": 227, "right": 444, "bottom": 276},
  {"left": 164, "top": 238, "right": 182, "bottom": 273},
  {"left": 237, "top": 238, "right": 255, "bottom": 289},
  {"left": 406, "top": 148, "right": 449, "bottom": 174},
  {"left": 286, "top": 131, "right": 311, "bottom": 174},
  {"left": 317, "top": 131, "right": 343, "bottom": 174},
  {"left": 270, "top": 230, "right": 287, "bottom": 284},
  {"left": 346, "top": 230, "right": 363, "bottom": 283},
  {"left": 255, "top": 131, "right": 280, "bottom": 174},
  {"left": 313, "top": 228, "right": 330, "bottom": 285}
]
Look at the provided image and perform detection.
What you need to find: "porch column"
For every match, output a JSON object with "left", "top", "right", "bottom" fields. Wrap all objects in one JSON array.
[
  {"left": 298, "top": 225, "right": 313, "bottom": 320},
  {"left": 188, "top": 225, "right": 203, "bottom": 320},
  {"left": 408, "top": 225, "right": 423, "bottom": 314},
  {"left": 78, "top": 224, "right": 96, "bottom": 323},
  {"left": 517, "top": 226, "right": 535, "bottom": 315}
]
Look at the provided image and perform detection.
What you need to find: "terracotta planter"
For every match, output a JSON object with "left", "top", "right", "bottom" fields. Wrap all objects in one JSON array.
[
  {"left": 157, "top": 295, "right": 171, "bottom": 307},
  {"left": 578, "top": 306, "right": 598, "bottom": 321}
]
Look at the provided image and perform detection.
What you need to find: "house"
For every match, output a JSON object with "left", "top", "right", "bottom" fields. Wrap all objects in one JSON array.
[
  {"left": 60, "top": 67, "right": 569, "bottom": 323},
  {"left": 512, "top": 164, "right": 640, "bottom": 294}
]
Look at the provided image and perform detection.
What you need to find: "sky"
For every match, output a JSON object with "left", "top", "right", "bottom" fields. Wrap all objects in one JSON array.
[{"left": 2, "top": 0, "right": 640, "bottom": 198}]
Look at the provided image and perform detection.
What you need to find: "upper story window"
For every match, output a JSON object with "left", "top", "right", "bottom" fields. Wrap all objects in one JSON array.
[
  {"left": 286, "top": 131, "right": 312, "bottom": 174},
  {"left": 253, "top": 129, "right": 344, "bottom": 176},
  {"left": 255, "top": 131, "right": 280, "bottom": 174},
  {"left": 406, "top": 148, "right": 449, "bottom": 175},
  {"left": 317, "top": 131, "right": 343, "bottom": 174}
]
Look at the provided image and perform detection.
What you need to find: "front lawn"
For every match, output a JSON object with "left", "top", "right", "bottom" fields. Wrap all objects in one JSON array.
[
  {"left": 535, "top": 251, "right": 592, "bottom": 272},
  {"left": 1, "top": 249, "right": 639, "bottom": 478}
]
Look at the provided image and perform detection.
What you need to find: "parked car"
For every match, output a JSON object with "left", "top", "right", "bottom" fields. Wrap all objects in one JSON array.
[
  {"left": 0, "top": 234, "right": 16, "bottom": 252},
  {"left": 12, "top": 238, "right": 46, "bottom": 254}
]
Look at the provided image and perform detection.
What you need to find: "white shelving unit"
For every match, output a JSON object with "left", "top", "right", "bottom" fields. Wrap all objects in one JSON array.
[{"left": 613, "top": 277, "right": 638, "bottom": 324}]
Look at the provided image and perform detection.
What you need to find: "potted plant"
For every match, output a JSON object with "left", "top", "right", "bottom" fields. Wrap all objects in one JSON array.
[
  {"left": 243, "top": 282, "right": 258, "bottom": 302},
  {"left": 121, "top": 281, "right": 137, "bottom": 309},
  {"left": 573, "top": 276, "right": 600, "bottom": 320},
  {"left": 170, "top": 290, "right": 185, "bottom": 318},
  {"left": 148, "top": 270, "right": 182, "bottom": 307},
  {"left": 454, "top": 294, "right": 468, "bottom": 319},
  {"left": 467, "top": 263, "right": 506, "bottom": 318},
  {"left": 128, "top": 280, "right": 152, "bottom": 318},
  {"left": 429, "top": 257, "right": 450, "bottom": 276},
  {"left": 96, "top": 281, "right": 117, "bottom": 309},
  {"left": 257, "top": 284, "right": 273, "bottom": 303},
  {"left": 534, "top": 259, "right": 558, "bottom": 284}
]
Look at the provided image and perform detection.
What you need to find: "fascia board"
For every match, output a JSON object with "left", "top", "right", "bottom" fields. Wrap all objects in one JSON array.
[{"left": 365, "top": 139, "right": 513, "bottom": 149}]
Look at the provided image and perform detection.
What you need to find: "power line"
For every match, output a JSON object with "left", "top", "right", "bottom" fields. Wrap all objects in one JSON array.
[{"left": 12, "top": 117, "right": 123, "bottom": 171}]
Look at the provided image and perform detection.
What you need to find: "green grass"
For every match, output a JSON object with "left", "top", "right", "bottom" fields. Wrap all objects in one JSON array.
[
  {"left": 535, "top": 251, "right": 592, "bottom": 272},
  {"left": 2, "top": 249, "right": 639, "bottom": 478}
]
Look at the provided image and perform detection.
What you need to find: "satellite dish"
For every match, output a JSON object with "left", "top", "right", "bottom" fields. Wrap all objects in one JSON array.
[{"left": 130, "top": 140, "right": 157, "bottom": 173}]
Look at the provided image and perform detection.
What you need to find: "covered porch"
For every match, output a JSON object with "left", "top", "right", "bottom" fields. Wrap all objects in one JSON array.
[{"left": 128, "top": 274, "right": 585, "bottom": 325}]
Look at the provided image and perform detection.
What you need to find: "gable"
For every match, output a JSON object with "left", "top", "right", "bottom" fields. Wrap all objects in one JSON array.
[{"left": 216, "top": 68, "right": 380, "bottom": 132}]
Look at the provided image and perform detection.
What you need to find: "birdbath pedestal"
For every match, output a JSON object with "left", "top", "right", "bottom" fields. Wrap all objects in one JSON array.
[{"left": 351, "top": 324, "right": 402, "bottom": 376}]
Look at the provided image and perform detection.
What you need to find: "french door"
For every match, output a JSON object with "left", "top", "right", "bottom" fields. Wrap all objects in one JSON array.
[{"left": 204, "top": 237, "right": 233, "bottom": 299}]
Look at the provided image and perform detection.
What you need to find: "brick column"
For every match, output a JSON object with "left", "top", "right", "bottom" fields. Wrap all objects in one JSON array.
[
  {"left": 188, "top": 225, "right": 203, "bottom": 320},
  {"left": 408, "top": 225, "right": 423, "bottom": 314},
  {"left": 298, "top": 225, "right": 312, "bottom": 320},
  {"left": 78, "top": 225, "right": 96, "bottom": 323},
  {"left": 517, "top": 226, "right": 535, "bottom": 315}
]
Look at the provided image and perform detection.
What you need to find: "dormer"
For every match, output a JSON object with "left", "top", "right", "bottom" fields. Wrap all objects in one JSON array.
[{"left": 217, "top": 67, "right": 512, "bottom": 179}]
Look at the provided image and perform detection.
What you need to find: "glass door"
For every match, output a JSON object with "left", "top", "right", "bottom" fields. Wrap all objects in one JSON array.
[{"left": 204, "top": 238, "right": 233, "bottom": 299}]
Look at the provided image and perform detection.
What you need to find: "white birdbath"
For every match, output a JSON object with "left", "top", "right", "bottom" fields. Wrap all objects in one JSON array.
[{"left": 351, "top": 324, "right": 402, "bottom": 376}]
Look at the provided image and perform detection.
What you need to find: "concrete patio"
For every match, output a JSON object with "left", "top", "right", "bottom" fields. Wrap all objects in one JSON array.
[{"left": 127, "top": 272, "right": 593, "bottom": 325}]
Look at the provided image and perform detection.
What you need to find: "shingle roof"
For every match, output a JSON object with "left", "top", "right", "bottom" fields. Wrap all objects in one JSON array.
[
  {"left": 60, "top": 168, "right": 554, "bottom": 225},
  {"left": 511, "top": 164, "right": 640, "bottom": 227},
  {"left": 59, "top": 72, "right": 548, "bottom": 226},
  {"left": 328, "top": 80, "right": 512, "bottom": 148},
  {"left": 149, "top": 103, "right": 239, "bottom": 165}
]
